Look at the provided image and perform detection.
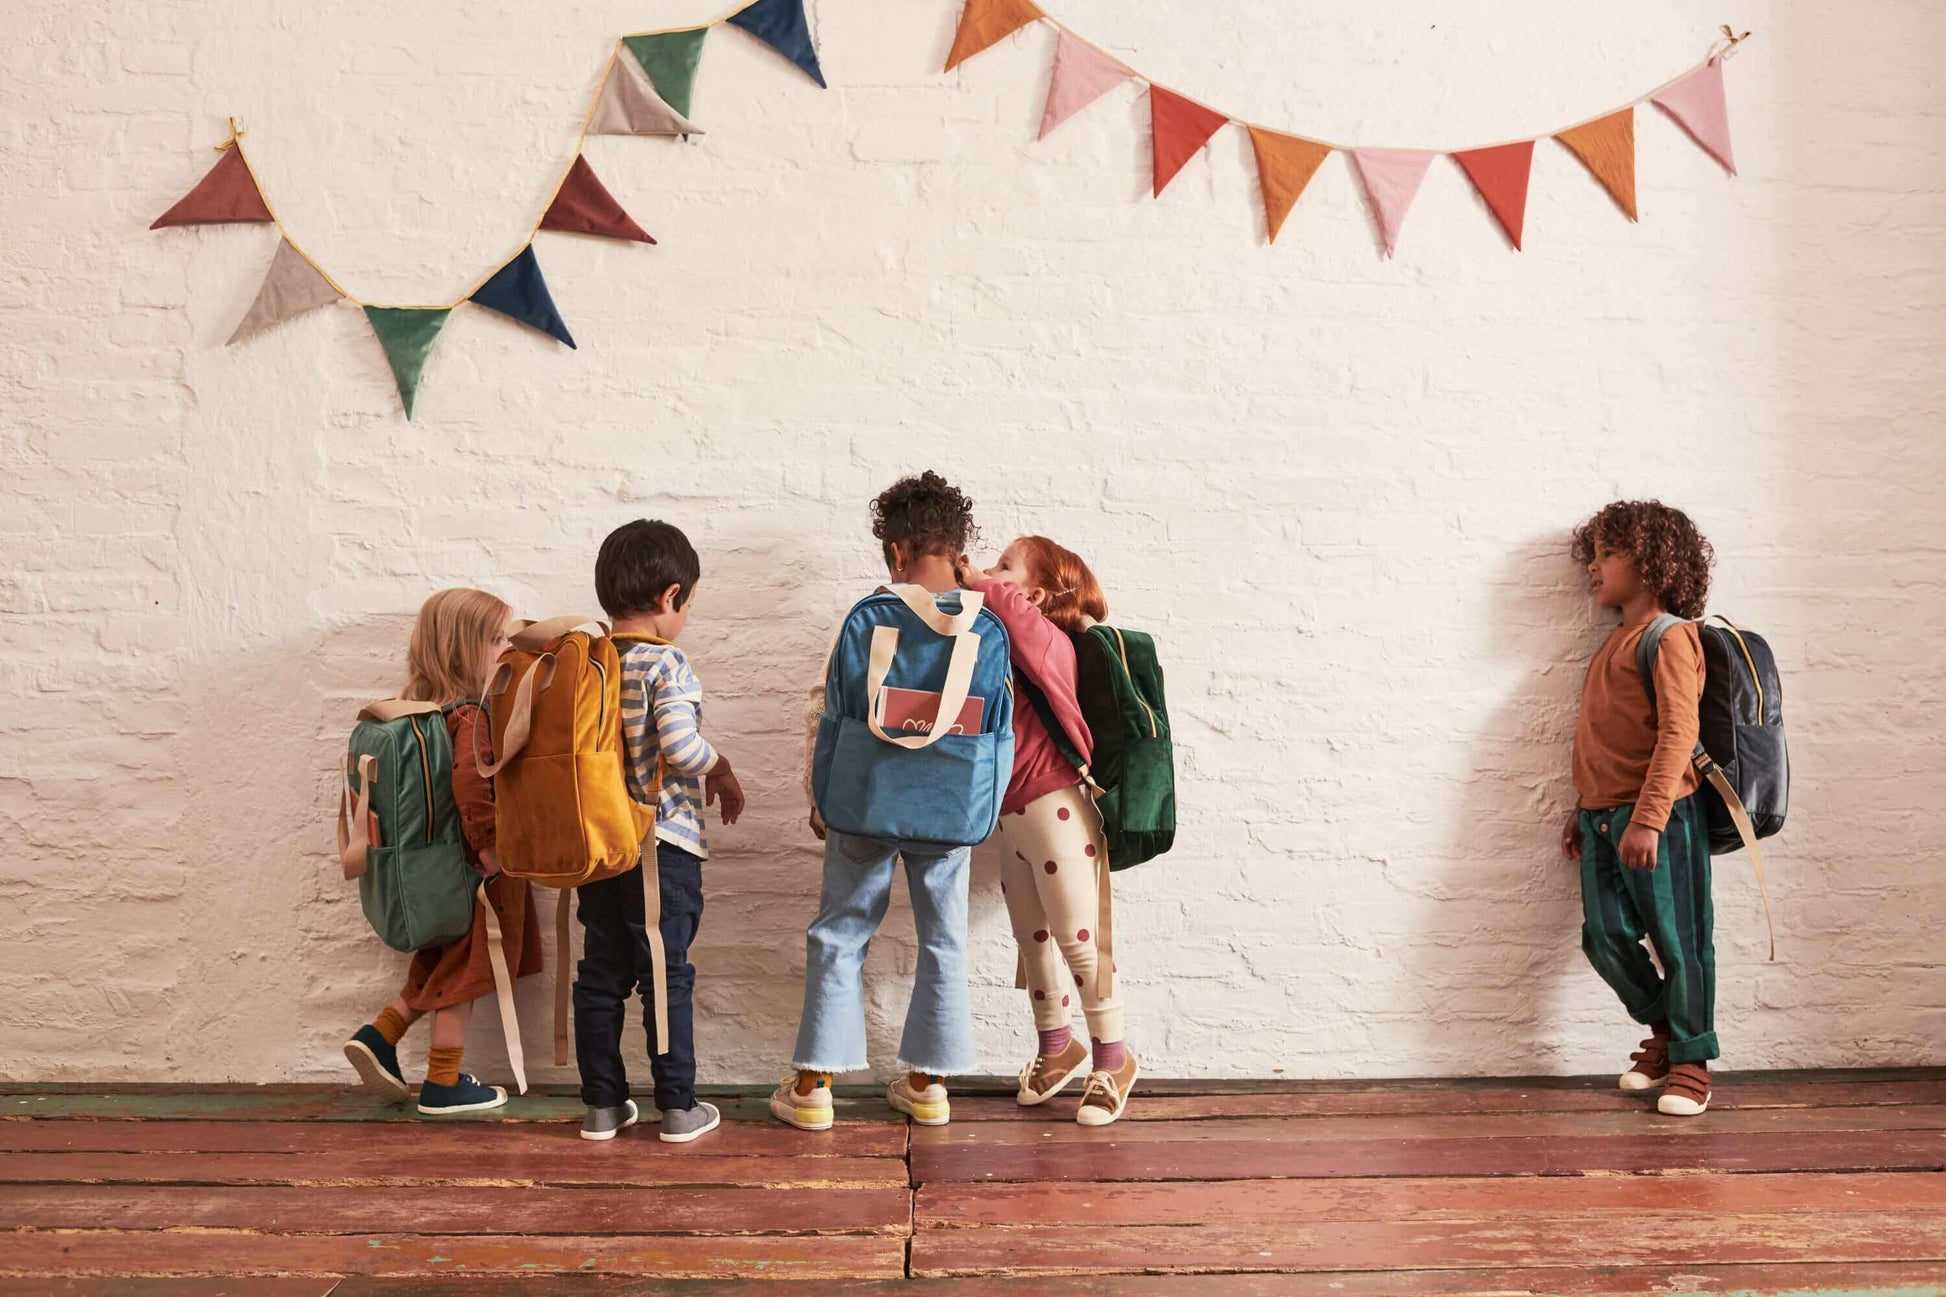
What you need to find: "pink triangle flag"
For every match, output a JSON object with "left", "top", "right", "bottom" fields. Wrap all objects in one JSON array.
[
  {"left": 1652, "top": 61, "right": 1736, "bottom": 176},
  {"left": 1039, "top": 30, "right": 1131, "bottom": 140},
  {"left": 1350, "top": 149, "right": 1434, "bottom": 258}
]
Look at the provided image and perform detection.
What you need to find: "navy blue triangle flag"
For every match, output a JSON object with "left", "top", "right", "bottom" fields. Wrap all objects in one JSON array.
[
  {"left": 727, "top": 0, "right": 826, "bottom": 89},
  {"left": 469, "top": 244, "right": 575, "bottom": 349}
]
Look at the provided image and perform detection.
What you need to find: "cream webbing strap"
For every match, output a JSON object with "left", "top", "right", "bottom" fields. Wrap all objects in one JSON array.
[
  {"left": 865, "top": 625, "right": 980, "bottom": 750},
  {"left": 475, "top": 654, "right": 555, "bottom": 778},
  {"left": 477, "top": 882, "right": 527, "bottom": 1094},
  {"left": 642, "top": 844, "right": 672, "bottom": 1057},
  {"left": 357, "top": 699, "right": 444, "bottom": 723},
  {"left": 1699, "top": 760, "right": 1777, "bottom": 963},
  {"left": 336, "top": 754, "right": 378, "bottom": 881},
  {"left": 1089, "top": 796, "right": 1115, "bottom": 1000},
  {"left": 554, "top": 890, "right": 573, "bottom": 1067}
]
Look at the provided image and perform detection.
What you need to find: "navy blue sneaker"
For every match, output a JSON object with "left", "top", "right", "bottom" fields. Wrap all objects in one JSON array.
[
  {"left": 417, "top": 1072, "right": 509, "bottom": 1116},
  {"left": 343, "top": 1025, "right": 407, "bottom": 1101}
]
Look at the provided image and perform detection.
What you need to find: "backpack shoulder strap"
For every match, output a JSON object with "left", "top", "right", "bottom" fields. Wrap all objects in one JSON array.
[
  {"left": 1634, "top": 613, "right": 1687, "bottom": 716},
  {"left": 1015, "top": 670, "right": 1090, "bottom": 780}
]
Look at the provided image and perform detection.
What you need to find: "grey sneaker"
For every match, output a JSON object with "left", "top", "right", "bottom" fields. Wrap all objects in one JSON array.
[
  {"left": 580, "top": 1099, "right": 640, "bottom": 1142},
  {"left": 659, "top": 1100, "right": 722, "bottom": 1144}
]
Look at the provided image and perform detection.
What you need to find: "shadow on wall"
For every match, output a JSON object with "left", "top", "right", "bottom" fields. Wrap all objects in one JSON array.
[{"left": 1391, "top": 534, "right": 1610, "bottom": 1074}]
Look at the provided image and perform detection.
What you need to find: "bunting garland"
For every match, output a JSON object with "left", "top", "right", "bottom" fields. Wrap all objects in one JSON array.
[
  {"left": 149, "top": 0, "right": 825, "bottom": 418},
  {"left": 943, "top": 4, "right": 1751, "bottom": 255}
]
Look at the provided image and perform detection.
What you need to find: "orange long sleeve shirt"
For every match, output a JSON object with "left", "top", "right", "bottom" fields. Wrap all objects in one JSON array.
[{"left": 1571, "top": 619, "right": 1704, "bottom": 832}]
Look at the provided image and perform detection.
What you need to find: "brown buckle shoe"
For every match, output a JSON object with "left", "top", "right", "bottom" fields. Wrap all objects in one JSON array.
[
  {"left": 1657, "top": 1061, "right": 1711, "bottom": 1116},
  {"left": 1619, "top": 1033, "right": 1670, "bottom": 1091}
]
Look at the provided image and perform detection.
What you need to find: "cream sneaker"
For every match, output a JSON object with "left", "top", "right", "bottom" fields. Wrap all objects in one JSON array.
[
  {"left": 769, "top": 1073, "right": 835, "bottom": 1131},
  {"left": 888, "top": 1073, "right": 951, "bottom": 1126}
]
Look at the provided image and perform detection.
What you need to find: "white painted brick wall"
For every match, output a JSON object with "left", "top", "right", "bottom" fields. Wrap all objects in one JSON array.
[{"left": 2, "top": 0, "right": 1943, "bottom": 1084}]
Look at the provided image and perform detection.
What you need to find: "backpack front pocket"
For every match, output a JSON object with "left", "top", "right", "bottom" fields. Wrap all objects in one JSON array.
[{"left": 821, "top": 715, "right": 998, "bottom": 846}]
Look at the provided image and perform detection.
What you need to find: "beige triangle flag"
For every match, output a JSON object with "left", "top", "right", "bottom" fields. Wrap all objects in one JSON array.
[
  {"left": 227, "top": 239, "right": 342, "bottom": 345},
  {"left": 589, "top": 47, "right": 704, "bottom": 137}
]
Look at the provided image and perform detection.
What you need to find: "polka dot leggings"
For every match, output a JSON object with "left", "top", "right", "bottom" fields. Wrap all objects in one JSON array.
[{"left": 997, "top": 782, "right": 1123, "bottom": 1045}]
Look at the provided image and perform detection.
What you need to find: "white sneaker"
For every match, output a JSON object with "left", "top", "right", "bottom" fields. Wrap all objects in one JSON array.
[
  {"left": 770, "top": 1074, "right": 835, "bottom": 1131},
  {"left": 888, "top": 1074, "right": 951, "bottom": 1126}
]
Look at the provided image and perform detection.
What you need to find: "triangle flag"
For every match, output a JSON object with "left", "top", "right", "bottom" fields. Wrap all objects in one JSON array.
[
  {"left": 591, "top": 44, "right": 705, "bottom": 137},
  {"left": 1653, "top": 61, "right": 1736, "bottom": 175},
  {"left": 624, "top": 29, "right": 709, "bottom": 120},
  {"left": 470, "top": 245, "right": 575, "bottom": 349},
  {"left": 541, "top": 156, "right": 656, "bottom": 244},
  {"left": 1350, "top": 148, "right": 1435, "bottom": 257},
  {"left": 726, "top": 0, "right": 826, "bottom": 89},
  {"left": 1557, "top": 109, "right": 1638, "bottom": 221},
  {"left": 1039, "top": 30, "right": 1130, "bottom": 140},
  {"left": 1151, "top": 86, "right": 1229, "bottom": 198},
  {"left": 150, "top": 147, "right": 273, "bottom": 229},
  {"left": 227, "top": 239, "right": 341, "bottom": 345},
  {"left": 1454, "top": 140, "right": 1535, "bottom": 250},
  {"left": 945, "top": 0, "right": 1046, "bottom": 73},
  {"left": 364, "top": 307, "right": 452, "bottom": 420},
  {"left": 1247, "top": 127, "right": 1331, "bottom": 243}
]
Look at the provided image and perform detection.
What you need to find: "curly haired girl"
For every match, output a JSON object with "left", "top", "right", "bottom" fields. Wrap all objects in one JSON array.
[{"left": 1564, "top": 500, "right": 1720, "bottom": 1116}]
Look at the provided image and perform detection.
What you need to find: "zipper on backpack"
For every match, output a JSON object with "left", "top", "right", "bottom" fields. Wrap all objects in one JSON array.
[
  {"left": 1110, "top": 627, "right": 1159, "bottom": 739},
  {"left": 407, "top": 715, "right": 436, "bottom": 844}
]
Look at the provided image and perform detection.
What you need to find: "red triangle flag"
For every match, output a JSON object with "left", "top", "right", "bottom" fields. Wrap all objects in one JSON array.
[
  {"left": 1151, "top": 86, "right": 1228, "bottom": 198},
  {"left": 540, "top": 155, "right": 656, "bottom": 244},
  {"left": 1453, "top": 141, "right": 1535, "bottom": 250},
  {"left": 150, "top": 147, "right": 273, "bottom": 229}
]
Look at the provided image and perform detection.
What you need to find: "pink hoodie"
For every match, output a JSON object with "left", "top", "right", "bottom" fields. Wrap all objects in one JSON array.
[{"left": 969, "top": 577, "right": 1094, "bottom": 815}]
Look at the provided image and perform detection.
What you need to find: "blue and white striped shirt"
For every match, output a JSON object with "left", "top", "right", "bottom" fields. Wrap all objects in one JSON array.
[{"left": 618, "top": 640, "right": 718, "bottom": 859}]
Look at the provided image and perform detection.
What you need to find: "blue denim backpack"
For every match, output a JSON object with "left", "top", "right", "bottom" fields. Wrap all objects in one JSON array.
[{"left": 812, "top": 585, "right": 1015, "bottom": 847}]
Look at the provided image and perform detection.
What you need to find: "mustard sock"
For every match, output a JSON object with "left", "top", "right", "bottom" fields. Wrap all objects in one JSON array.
[
  {"left": 373, "top": 1007, "right": 409, "bottom": 1046},
  {"left": 908, "top": 1071, "right": 940, "bottom": 1091},
  {"left": 795, "top": 1071, "right": 832, "bottom": 1097},
  {"left": 426, "top": 1045, "right": 464, "bottom": 1088}
]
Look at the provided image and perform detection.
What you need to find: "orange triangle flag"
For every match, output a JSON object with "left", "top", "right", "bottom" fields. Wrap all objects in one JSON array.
[
  {"left": 1556, "top": 109, "right": 1638, "bottom": 222},
  {"left": 150, "top": 147, "right": 273, "bottom": 229},
  {"left": 1247, "top": 128, "right": 1331, "bottom": 243},
  {"left": 1151, "top": 86, "right": 1229, "bottom": 197},
  {"left": 1454, "top": 141, "right": 1535, "bottom": 250},
  {"left": 944, "top": 0, "right": 1046, "bottom": 72}
]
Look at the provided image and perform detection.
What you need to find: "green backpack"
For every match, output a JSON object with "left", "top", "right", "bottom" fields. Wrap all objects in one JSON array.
[
  {"left": 1023, "top": 625, "right": 1176, "bottom": 870},
  {"left": 336, "top": 700, "right": 479, "bottom": 953}
]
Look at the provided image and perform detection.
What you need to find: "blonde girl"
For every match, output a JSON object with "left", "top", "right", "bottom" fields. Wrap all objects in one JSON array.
[{"left": 342, "top": 589, "right": 542, "bottom": 1115}]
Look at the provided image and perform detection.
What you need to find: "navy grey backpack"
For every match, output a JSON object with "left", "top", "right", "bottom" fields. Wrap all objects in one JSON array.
[{"left": 1639, "top": 614, "right": 1787, "bottom": 959}]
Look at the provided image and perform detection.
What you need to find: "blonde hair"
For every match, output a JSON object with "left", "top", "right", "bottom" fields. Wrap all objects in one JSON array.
[{"left": 402, "top": 588, "right": 513, "bottom": 705}]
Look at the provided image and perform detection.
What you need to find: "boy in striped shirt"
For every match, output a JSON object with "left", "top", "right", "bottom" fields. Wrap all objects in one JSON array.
[{"left": 576, "top": 520, "right": 745, "bottom": 1144}]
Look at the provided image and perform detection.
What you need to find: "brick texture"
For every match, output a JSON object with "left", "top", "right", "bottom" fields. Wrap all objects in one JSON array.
[{"left": 2, "top": 0, "right": 1943, "bottom": 1084}]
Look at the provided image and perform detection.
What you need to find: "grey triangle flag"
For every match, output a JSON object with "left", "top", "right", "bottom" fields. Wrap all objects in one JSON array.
[
  {"left": 589, "top": 45, "right": 705, "bottom": 137},
  {"left": 228, "top": 239, "right": 342, "bottom": 345}
]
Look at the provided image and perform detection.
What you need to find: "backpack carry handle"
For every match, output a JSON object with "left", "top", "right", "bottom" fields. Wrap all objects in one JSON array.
[
  {"left": 357, "top": 699, "right": 445, "bottom": 724},
  {"left": 879, "top": 583, "right": 985, "bottom": 635},
  {"left": 864, "top": 624, "right": 981, "bottom": 750},
  {"left": 512, "top": 617, "right": 608, "bottom": 651},
  {"left": 475, "top": 653, "right": 557, "bottom": 778}
]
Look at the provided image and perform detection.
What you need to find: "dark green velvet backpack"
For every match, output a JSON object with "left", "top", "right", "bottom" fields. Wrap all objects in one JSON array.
[
  {"left": 336, "top": 700, "right": 478, "bottom": 952},
  {"left": 1023, "top": 625, "right": 1176, "bottom": 870}
]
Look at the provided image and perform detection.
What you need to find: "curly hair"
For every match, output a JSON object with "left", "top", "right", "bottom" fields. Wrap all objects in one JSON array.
[
  {"left": 870, "top": 471, "right": 977, "bottom": 567},
  {"left": 1571, "top": 500, "right": 1714, "bottom": 619}
]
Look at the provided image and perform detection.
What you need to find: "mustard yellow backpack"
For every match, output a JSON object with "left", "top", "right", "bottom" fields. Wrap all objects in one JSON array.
[{"left": 476, "top": 618, "right": 664, "bottom": 1076}]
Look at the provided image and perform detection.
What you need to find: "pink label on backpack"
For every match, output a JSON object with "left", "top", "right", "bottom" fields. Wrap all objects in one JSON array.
[{"left": 879, "top": 687, "right": 986, "bottom": 736}]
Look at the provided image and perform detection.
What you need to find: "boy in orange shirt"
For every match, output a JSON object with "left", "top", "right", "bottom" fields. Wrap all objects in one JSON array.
[{"left": 1564, "top": 501, "right": 1718, "bottom": 1116}]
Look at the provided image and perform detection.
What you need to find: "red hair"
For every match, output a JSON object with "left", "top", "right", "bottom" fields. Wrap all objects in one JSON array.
[{"left": 1014, "top": 536, "right": 1107, "bottom": 634}]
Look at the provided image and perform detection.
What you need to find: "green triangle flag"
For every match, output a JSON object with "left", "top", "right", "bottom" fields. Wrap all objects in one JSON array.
[
  {"left": 363, "top": 306, "right": 451, "bottom": 420},
  {"left": 624, "top": 29, "right": 708, "bottom": 120}
]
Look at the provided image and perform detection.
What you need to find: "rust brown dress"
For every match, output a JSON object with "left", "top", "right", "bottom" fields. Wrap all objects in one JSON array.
[{"left": 401, "top": 703, "right": 543, "bottom": 1011}]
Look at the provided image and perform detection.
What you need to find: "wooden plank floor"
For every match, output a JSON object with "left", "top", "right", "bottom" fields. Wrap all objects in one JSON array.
[{"left": 4, "top": 1071, "right": 1945, "bottom": 1294}]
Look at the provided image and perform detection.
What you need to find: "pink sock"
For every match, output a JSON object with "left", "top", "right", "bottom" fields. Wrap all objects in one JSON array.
[
  {"left": 1093, "top": 1039, "right": 1127, "bottom": 1072},
  {"left": 1038, "top": 1026, "right": 1071, "bottom": 1055}
]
